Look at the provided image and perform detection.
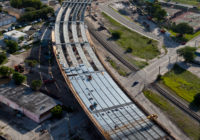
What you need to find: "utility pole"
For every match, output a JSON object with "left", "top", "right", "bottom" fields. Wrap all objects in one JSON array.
[
  {"left": 66, "top": 113, "right": 72, "bottom": 138},
  {"left": 168, "top": 56, "right": 171, "bottom": 71},
  {"left": 195, "top": 40, "right": 199, "bottom": 48},
  {"left": 89, "top": 4, "right": 92, "bottom": 17}
]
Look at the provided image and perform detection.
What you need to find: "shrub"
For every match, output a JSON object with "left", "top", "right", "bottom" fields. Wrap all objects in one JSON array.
[
  {"left": 177, "top": 46, "right": 197, "bottom": 62},
  {"left": 126, "top": 47, "right": 133, "bottom": 53},
  {"left": 172, "top": 23, "right": 193, "bottom": 35},
  {"left": 0, "top": 53, "right": 7, "bottom": 65},
  {"left": 25, "top": 59, "right": 38, "bottom": 67},
  {"left": 193, "top": 93, "right": 200, "bottom": 107},
  {"left": 12, "top": 72, "right": 26, "bottom": 85},
  {"left": 51, "top": 105, "right": 63, "bottom": 118},
  {"left": 0, "top": 66, "right": 13, "bottom": 77},
  {"left": 31, "top": 80, "right": 42, "bottom": 91},
  {"left": 5, "top": 40, "right": 19, "bottom": 54},
  {"left": 111, "top": 30, "right": 121, "bottom": 40}
]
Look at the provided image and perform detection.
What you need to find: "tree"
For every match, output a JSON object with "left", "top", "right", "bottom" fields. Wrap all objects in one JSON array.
[
  {"left": 0, "top": 66, "right": 13, "bottom": 77},
  {"left": 111, "top": 30, "right": 121, "bottom": 40},
  {"left": 0, "top": 53, "right": 7, "bottom": 65},
  {"left": 25, "top": 59, "right": 38, "bottom": 72},
  {"left": 10, "top": 0, "right": 22, "bottom": 9},
  {"left": 5, "top": 40, "right": 19, "bottom": 54},
  {"left": 19, "top": 36, "right": 24, "bottom": 42},
  {"left": 145, "top": 2, "right": 166, "bottom": 21},
  {"left": 192, "top": 93, "right": 200, "bottom": 107},
  {"left": 31, "top": 80, "right": 42, "bottom": 91},
  {"left": 51, "top": 105, "right": 63, "bottom": 118},
  {"left": 0, "top": 4, "right": 2, "bottom": 12},
  {"left": 12, "top": 72, "right": 26, "bottom": 85},
  {"left": 57, "top": 0, "right": 63, "bottom": 4},
  {"left": 153, "top": 8, "right": 167, "bottom": 21},
  {"left": 25, "top": 7, "right": 36, "bottom": 12},
  {"left": 10, "top": 0, "right": 54, "bottom": 22},
  {"left": 20, "top": 7, "right": 54, "bottom": 22},
  {"left": 177, "top": 46, "right": 197, "bottom": 62},
  {"left": 173, "top": 23, "right": 193, "bottom": 35},
  {"left": 10, "top": 0, "right": 42, "bottom": 9},
  {"left": 126, "top": 47, "right": 133, "bottom": 53}
]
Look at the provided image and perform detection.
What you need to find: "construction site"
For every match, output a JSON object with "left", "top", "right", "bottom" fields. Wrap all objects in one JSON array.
[{"left": 51, "top": 0, "right": 175, "bottom": 139}]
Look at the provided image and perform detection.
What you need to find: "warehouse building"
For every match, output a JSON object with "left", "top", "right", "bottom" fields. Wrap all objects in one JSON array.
[{"left": 0, "top": 83, "right": 58, "bottom": 123}]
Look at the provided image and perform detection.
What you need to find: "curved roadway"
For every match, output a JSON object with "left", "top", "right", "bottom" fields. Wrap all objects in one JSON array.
[{"left": 54, "top": 0, "right": 170, "bottom": 139}]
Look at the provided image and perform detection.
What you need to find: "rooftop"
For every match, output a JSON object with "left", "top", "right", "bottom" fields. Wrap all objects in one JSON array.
[
  {"left": 0, "top": 83, "right": 57, "bottom": 115},
  {"left": 0, "top": 13, "right": 16, "bottom": 22},
  {"left": 3, "top": 30, "right": 27, "bottom": 38},
  {"left": 22, "top": 25, "right": 32, "bottom": 32}
]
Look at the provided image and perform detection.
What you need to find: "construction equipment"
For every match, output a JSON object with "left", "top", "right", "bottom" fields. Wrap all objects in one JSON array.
[
  {"left": 108, "top": 114, "right": 158, "bottom": 135},
  {"left": 88, "top": 75, "right": 92, "bottom": 81},
  {"left": 14, "top": 64, "right": 24, "bottom": 73}
]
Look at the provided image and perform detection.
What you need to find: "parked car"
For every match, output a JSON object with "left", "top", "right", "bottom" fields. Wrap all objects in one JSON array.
[
  {"left": 132, "top": 81, "right": 139, "bottom": 87},
  {"left": 160, "top": 29, "right": 166, "bottom": 34},
  {"left": 43, "top": 78, "right": 56, "bottom": 84},
  {"left": 181, "top": 42, "right": 186, "bottom": 45}
]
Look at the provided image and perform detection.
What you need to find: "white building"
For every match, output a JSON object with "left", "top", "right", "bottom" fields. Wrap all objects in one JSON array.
[
  {"left": 0, "top": 13, "right": 16, "bottom": 27},
  {"left": 3, "top": 30, "right": 28, "bottom": 42}
]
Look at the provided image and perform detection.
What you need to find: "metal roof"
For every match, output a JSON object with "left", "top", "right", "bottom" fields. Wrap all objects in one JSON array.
[{"left": 0, "top": 83, "right": 57, "bottom": 115}]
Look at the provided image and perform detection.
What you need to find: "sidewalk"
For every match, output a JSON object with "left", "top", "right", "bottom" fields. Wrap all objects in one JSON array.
[{"left": 177, "top": 61, "right": 200, "bottom": 78}]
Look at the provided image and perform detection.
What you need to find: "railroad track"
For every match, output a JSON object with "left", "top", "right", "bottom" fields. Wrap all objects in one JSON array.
[
  {"left": 86, "top": 21, "right": 138, "bottom": 72},
  {"left": 90, "top": 18, "right": 200, "bottom": 122},
  {"left": 151, "top": 83, "right": 200, "bottom": 123},
  {"left": 86, "top": 12, "right": 200, "bottom": 124}
]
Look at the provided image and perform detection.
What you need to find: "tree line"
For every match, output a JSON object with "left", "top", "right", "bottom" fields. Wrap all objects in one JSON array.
[{"left": 10, "top": 0, "right": 54, "bottom": 22}]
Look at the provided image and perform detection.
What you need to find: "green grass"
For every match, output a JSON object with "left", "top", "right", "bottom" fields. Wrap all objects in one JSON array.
[
  {"left": 169, "top": 30, "right": 200, "bottom": 41},
  {"left": 0, "top": 58, "right": 8, "bottom": 66},
  {"left": 160, "top": 64, "right": 200, "bottom": 103},
  {"left": 185, "top": 30, "right": 200, "bottom": 40},
  {"left": 102, "top": 12, "right": 160, "bottom": 60},
  {"left": 131, "top": 59, "right": 148, "bottom": 69},
  {"left": 162, "top": 45, "right": 168, "bottom": 54},
  {"left": 143, "top": 89, "right": 200, "bottom": 140},
  {"left": 124, "top": 56, "right": 148, "bottom": 69},
  {"left": 108, "top": 59, "right": 128, "bottom": 77}
]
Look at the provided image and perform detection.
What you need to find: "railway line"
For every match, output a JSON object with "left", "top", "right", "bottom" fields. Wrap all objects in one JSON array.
[
  {"left": 152, "top": 83, "right": 200, "bottom": 123},
  {"left": 86, "top": 21, "right": 139, "bottom": 72},
  {"left": 87, "top": 0, "right": 200, "bottom": 126},
  {"left": 52, "top": 0, "right": 172, "bottom": 139}
]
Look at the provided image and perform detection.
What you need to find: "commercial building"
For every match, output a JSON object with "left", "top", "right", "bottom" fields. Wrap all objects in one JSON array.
[
  {"left": 0, "top": 83, "right": 58, "bottom": 123},
  {"left": 3, "top": 30, "right": 28, "bottom": 42},
  {"left": 0, "top": 13, "right": 16, "bottom": 27}
]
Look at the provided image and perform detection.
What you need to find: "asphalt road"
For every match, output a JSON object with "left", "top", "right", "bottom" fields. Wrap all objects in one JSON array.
[
  {"left": 99, "top": 4, "right": 160, "bottom": 41},
  {"left": 99, "top": 0, "right": 200, "bottom": 85}
]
